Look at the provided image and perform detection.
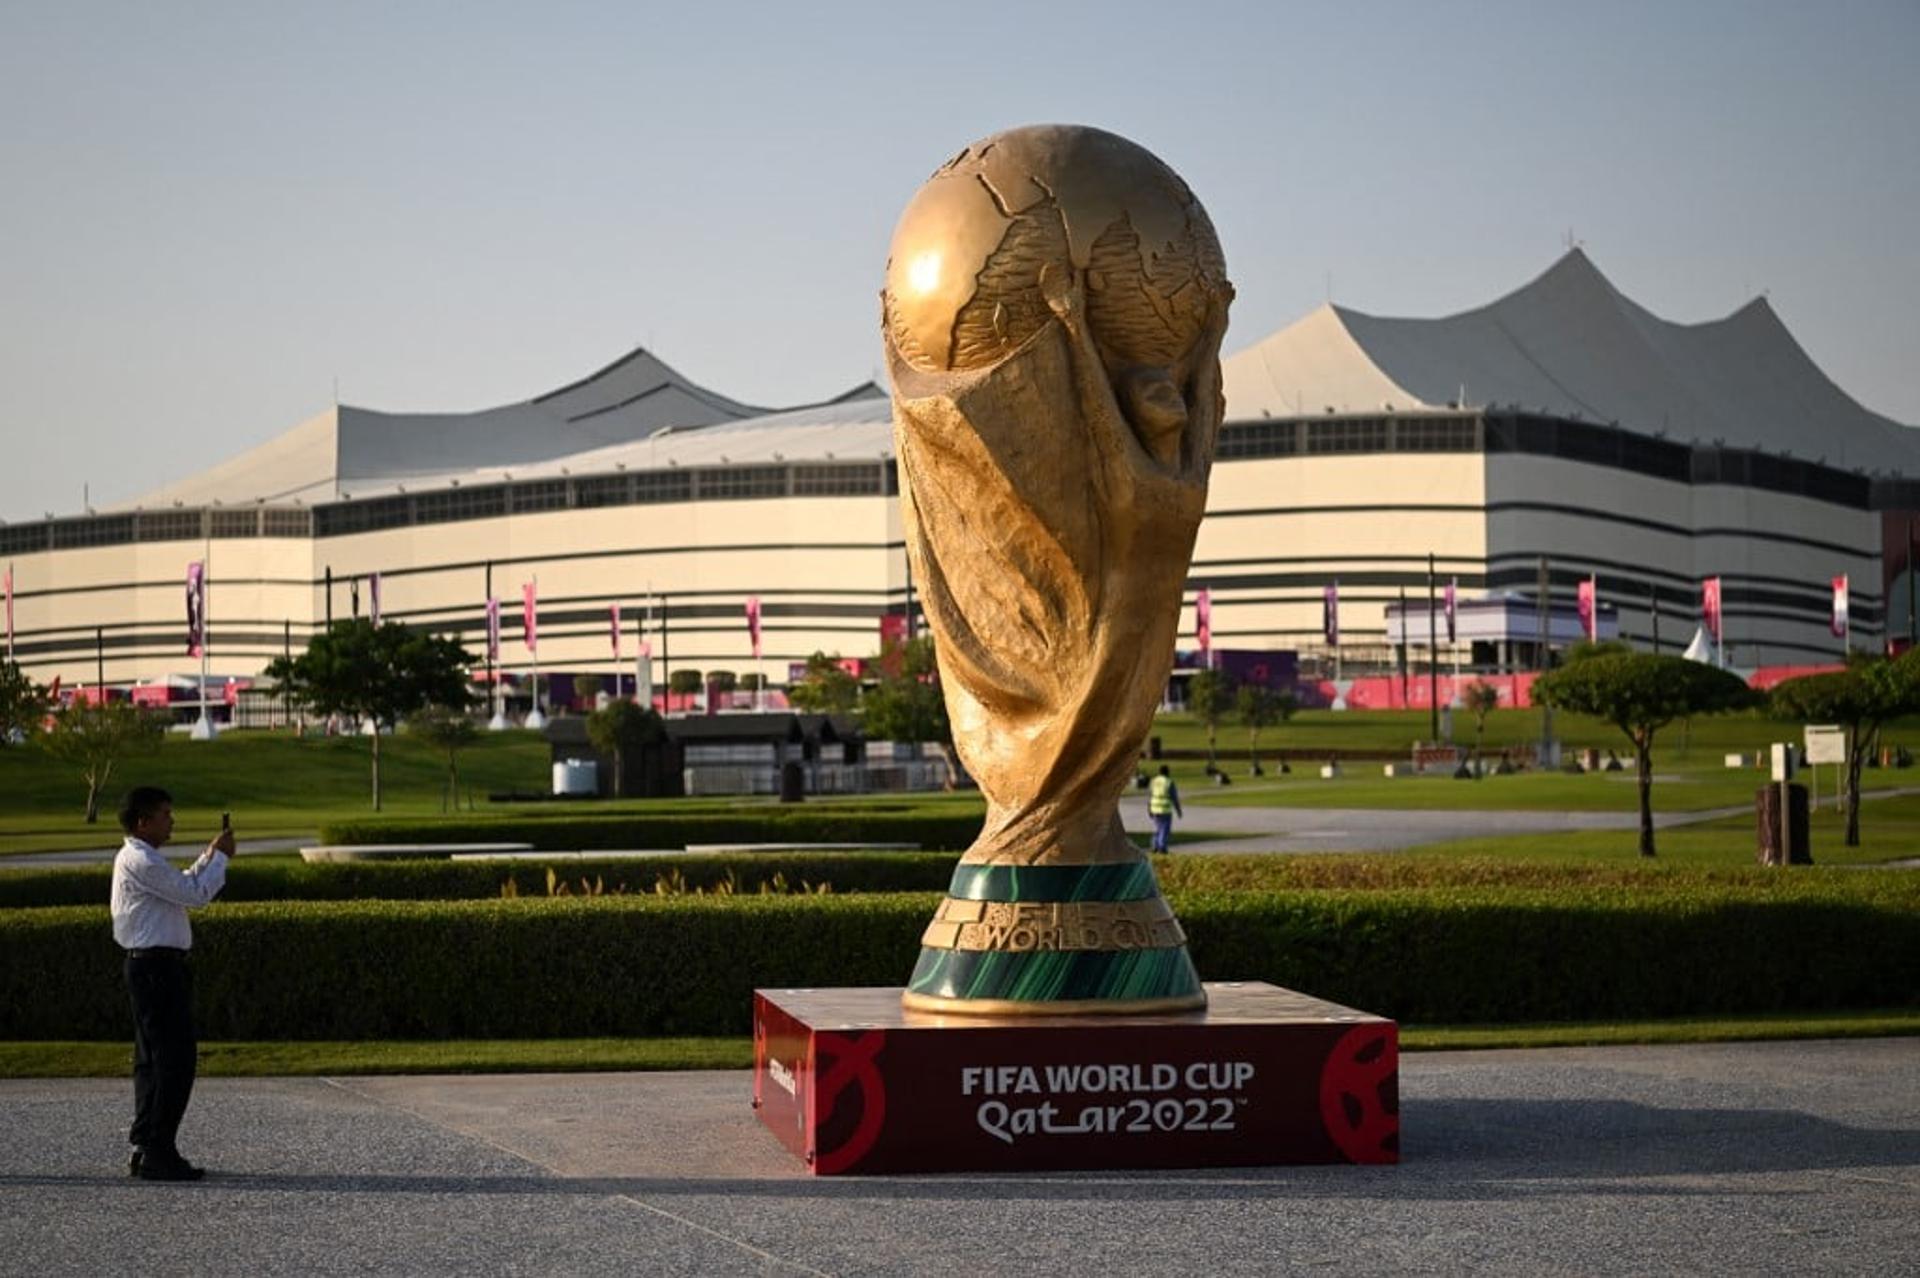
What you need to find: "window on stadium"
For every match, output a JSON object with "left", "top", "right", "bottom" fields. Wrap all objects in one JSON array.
[
  {"left": 415, "top": 487, "right": 507, "bottom": 523},
  {"left": 1218, "top": 420, "right": 1301, "bottom": 459},
  {"left": 510, "top": 480, "right": 569, "bottom": 513},
  {"left": 1306, "top": 419, "right": 1389, "bottom": 454},
  {"left": 695, "top": 466, "right": 787, "bottom": 500},
  {"left": 261, "top": 508, "right": 313, "bottom": 538},
  {"left": 1395, "top": 418, "right": 1477, "bottom": 452},
  {"left": 791, "top": 464, "right": 883, "bottom": 496},
  {"left": 51, "top": 515, "right": 134, "bottom": 548},
  {"left": 135, "top": 511, "right": 205, "bottom": 542},
  {"left": 572, "top": 475, "right": 633, "bottom": 508},
  {"left": 633, "top": 471, "right": 693, "bottom": 504},
  {"left": 0, "top": 524, "right": 50, "bottom": 555},
  {"left": 210, "top": 509, "right": 260, "bottom": 538}
]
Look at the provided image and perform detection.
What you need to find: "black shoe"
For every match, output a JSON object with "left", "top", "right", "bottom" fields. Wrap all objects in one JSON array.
[{"left": 136, "top": 1155, "right": 206, "bottom": 1182}]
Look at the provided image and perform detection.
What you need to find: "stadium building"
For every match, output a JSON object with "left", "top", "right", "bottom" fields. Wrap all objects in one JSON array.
[{"left": 4, "top": 250, "right": 1911, "bottom": 711}]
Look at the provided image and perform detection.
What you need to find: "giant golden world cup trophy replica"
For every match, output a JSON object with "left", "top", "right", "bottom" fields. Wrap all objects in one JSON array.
[{"left": 884, "top": 124, "right": 1232, "bottom": 1015}]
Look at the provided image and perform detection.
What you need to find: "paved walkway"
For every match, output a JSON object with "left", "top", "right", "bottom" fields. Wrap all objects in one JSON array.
[{"left": 1, "top": 1039, "right": 1914, "bottom": 1275}]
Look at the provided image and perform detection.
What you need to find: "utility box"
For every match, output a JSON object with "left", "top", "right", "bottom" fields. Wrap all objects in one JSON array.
[{"left": 1756, "top": 784, "right": 1811, "bottom": 865}]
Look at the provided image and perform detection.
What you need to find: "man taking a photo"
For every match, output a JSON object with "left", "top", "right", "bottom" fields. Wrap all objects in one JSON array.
[{"left": 109, "top": 786, "right": 235, "bottom": 1182}]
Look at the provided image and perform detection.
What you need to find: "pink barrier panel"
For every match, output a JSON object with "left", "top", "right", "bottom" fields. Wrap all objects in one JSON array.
[{"left": 1312, "top": 673, "right": 1539, "bottom": 710}]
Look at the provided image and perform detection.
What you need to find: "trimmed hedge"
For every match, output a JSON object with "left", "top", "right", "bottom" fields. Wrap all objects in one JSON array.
[
  {"left": 7, "top": 852, "right": 1918, "bottom": 911},
  {"left": 4, "top": 885, "right": 1913, "bottom": 1039},
  {"left": 0, "top": 853, "right": 962, "bottom": 910},
  {"left": 315, "top": 810, "right": 986, "bottom": 851}
]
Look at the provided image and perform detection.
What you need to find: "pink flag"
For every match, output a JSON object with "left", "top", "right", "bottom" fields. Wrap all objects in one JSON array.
[
  {"left": 522, "top": 582, "right": 538, "bottom": 653},
  {"left": 1576, "top": 576, "right": 1597, "bottom": 642},
  {"left": 1443, "top": 577, "right": 1457, "bottom": 644},
  {"left": 746, "top": 595, "right": 762, "bottom": 659},
  {"left": 610, "top": 603, "right": 623, "bottom": 661},
  {"left": 1323, "top": 582, "right": 1340, "bottom": 646},
  {"left": 1831, "top": 575, "right": 1849, "bottom": 638},
  {"left": 368, "top": 572, "right": 382, "bottom": 627},
  {"left": 1195, "top": 588, "right": 1212, "bottom": 664},
  {"left": 485, "top": 597, "right": 501, "bottom": 663},
  {"left": 185, "top": 562, "right": 206, "bottom": 658},
  {"left": 1702, "top": 577, "right": 1723, "bottom": 643}
]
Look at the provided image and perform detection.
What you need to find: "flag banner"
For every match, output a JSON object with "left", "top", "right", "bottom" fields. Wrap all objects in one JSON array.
[
  {"left": 1323, "top": 582, "right": 1339, "bottom": 646},
  {"left": 1443, "top": 577, "right": 1456, "bottom": 644},
  {"left": 746, "top": 595, "right": 762, "bottom": 659},
  {"left": 4, "top": 565, "right": 12, "bottom": 658},
  {"left": 1831, "top": 574, "right": 1849, "bottom": 638},
  {"left": 485, "top": 597, "right": 501, "bottom": 664},
  {"left": 368, "top": 573, "right": 382, "bottom": 627},
  {"left": 1702, "top": 577, "right": 1723, "bottom": 643},
  {"left": 522, "top": 582, "right": 538, "bottom": 653},
  {"left": 636, "top": 637, "right": 654, "bottom": 708},
  {"left": 610, "top": 603, "right": 623, "bottom": 661},
  {"left": 1577, "top": 577, "right": 1596, "bottom": 642},
  {"left": 1195, "top": 588, "right": 1212, "bottom": 661},
  {"left": 185, "top": 562, "right": 206, "bottom": 657}
]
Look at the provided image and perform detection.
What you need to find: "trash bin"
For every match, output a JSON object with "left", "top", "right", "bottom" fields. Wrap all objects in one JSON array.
[
  {"left": 1755, "top": 784, "right": 1811, "bottom": 865},
  {"left": 779, "top": 760, "right": 805, "bottom": 804}
]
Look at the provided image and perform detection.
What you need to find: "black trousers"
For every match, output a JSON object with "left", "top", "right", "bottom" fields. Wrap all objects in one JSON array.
[{"left": 125, "top": 952, "right": 196, "bottom": 1157}]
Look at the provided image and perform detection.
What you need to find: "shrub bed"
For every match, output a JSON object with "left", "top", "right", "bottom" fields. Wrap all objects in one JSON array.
[
  {"left": 0, "top": 853, "right": 962, "bottom": 910},
  {"left": 6, "top": 852, "right": 1916, "bottom": 911},
  {"left": 3, "top": 886, "right": 1912, "bottom": 1039},
  {"left": 315, "top": 810, "right": 986, "bottom": 852}
]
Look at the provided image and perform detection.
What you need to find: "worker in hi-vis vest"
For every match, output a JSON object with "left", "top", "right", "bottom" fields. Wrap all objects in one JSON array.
[{"left": 1147, "top": 765, "right": 1183, "bottom": 853}]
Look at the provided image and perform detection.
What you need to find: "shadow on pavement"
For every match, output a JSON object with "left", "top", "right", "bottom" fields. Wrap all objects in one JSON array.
[{"left": 5, "top": 1099, "right": 1914, "bottom": 1200}]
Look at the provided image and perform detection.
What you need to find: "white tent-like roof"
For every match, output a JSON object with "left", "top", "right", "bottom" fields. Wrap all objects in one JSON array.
[
  {"left": 1221, "top": 250, "right": 1920, "bottom": 475},
  {"left": 113, "top": 250, "right": 1920, "bottom": 513},
  {"left": 120, "top": 348, "right": 793, "bottom": 510}
]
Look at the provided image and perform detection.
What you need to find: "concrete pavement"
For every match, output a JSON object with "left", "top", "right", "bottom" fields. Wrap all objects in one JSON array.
[{"left": 2, "top": 1038, "right": 1915, "bottom": 1275}]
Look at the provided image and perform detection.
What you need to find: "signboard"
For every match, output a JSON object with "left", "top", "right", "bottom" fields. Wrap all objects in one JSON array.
[{"left": 1804, "top": 725, "right": 1846, "bottom": 765}]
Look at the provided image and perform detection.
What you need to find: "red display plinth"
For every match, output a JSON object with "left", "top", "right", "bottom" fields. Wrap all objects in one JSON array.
[{"left": 752, "top": 982, "right": 1398, "bottom": 1174}]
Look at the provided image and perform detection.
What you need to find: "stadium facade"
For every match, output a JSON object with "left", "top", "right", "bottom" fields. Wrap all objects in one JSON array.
[{"left": 5, "top": 250, "right": 1912, "bottom": 701}]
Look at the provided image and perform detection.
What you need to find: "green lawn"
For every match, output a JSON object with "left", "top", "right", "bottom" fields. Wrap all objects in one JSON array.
[
  {"left": 0, "top": 730, "right": 555, "bottom": 854},
  {"left": 1400, "top": 793, "right": 1920, "bottom": 867},
  {"left": 1149, "top": 705, "right": 1920, "bottom": 759},
  {"left": 6, "top": 1010, "right": 1914, "bottom": 1077},
  {"left": 3, "top": 707, "right": 1911, "bottom": 854}
]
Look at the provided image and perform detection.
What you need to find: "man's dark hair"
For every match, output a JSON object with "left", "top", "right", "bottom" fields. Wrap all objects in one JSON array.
[
  {"left": 118, "top": 786, "right": 173, "bottom": 833},
  {"left": 1158, "top": 765, "right": 1171, "bottom": 777}
]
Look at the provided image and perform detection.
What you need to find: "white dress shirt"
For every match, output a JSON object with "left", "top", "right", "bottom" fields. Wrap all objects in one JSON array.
[{"left": 110, "top": 837, "right": 228, "bottom": 951}]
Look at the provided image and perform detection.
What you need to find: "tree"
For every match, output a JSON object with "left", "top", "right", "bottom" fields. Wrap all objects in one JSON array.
[
  {"left": 738, "top": 672, "right": 766, "bottom": 692},
  {"left": 786, "top": 652, "right": 859, "bottom": 715},
  {"left": 0, "top": 659, "right": 52, "bottom": 745},
  {"left": 265, "top": 619, "right": 474, "bottom": 810},
  {"left": 861, "top": 636, "right": 958, "bottom": 787},
  {"left": 668, "top": 669, "right": 705, "bottom": 700},
  {"left": 1770, "top": 654, "right": 1920, "bottom": 847},
  {"left": 586, "top": 700, "right": 668, "bottom": 798},
  {"left": 41, "top": 701, "right": 165, "bottom": 823},
  {"left": 1534, "top": 653, "right": 1757, "bottom": 856},
  {"left": 408, "top": 705, "right": 480, "bottom": 812},
  {"left": 567, "top": 674, "right": 604, "bottom": 709},
  {"left": 1235, "top": 684, "right": 1296, "bottom": 775},
  {"left": 1461, "top": 681, "right": 1501, "bottom": 775},
  {"left": 1187, "top": 668, "right": 1236, "bottom": 772},
  {"left": 707, "top": 670, "right": 738, "bottom": 703}
]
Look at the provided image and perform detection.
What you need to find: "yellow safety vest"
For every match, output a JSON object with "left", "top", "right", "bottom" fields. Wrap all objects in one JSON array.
[{"left": 1148, "top": 775, "right": 1176, "bottom": 815}]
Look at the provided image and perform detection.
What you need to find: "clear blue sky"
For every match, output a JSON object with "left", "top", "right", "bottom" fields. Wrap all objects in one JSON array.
[{"left": 2, "top": 0, "right": 1915, "bottom": 519}]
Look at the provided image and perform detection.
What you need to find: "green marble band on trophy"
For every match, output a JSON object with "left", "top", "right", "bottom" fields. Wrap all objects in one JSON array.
[{"left": 882, "top": 124, "right": 1232, "bottom": 1016}]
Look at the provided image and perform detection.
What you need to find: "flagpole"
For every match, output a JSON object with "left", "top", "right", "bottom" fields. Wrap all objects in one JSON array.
[{"left": 192, "top": 538, "right": 216, "bottom": 740}]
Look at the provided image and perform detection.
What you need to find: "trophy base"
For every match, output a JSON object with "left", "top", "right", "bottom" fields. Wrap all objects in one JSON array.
[
  {"left": 898, "top": 989, "right": 1207, "bottom": 1017},
  {"left": 753, "top": 982, "right": 1399, "bottom": 1175}
]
